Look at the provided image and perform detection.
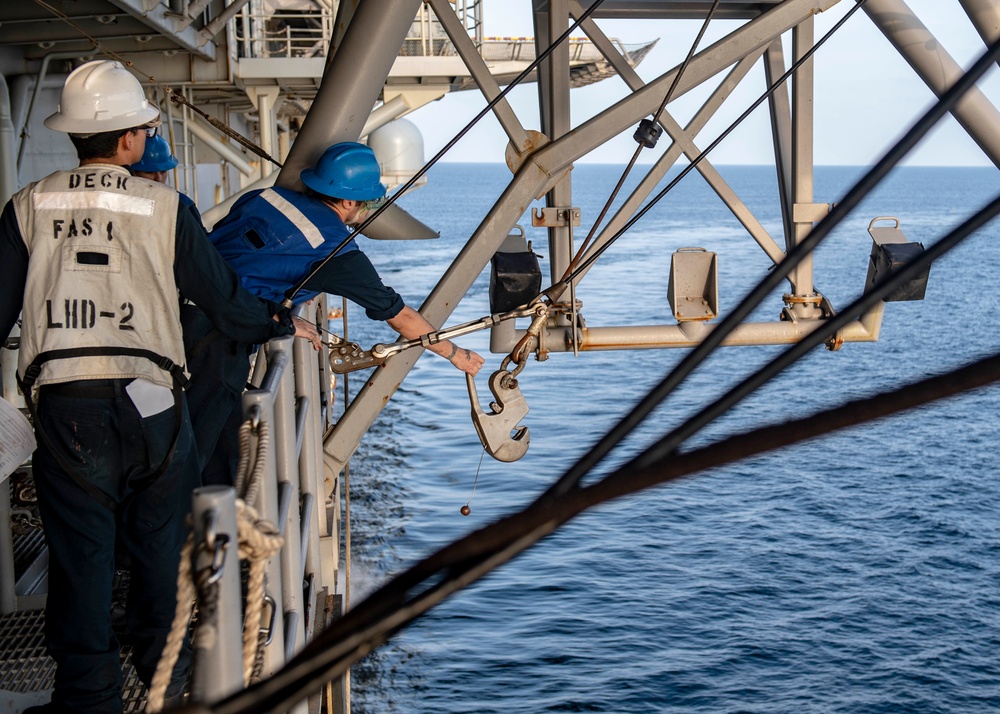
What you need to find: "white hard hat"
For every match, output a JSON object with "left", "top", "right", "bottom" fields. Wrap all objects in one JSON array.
[{"left": 44, "top": 60, "right": 160, "bottom": 134}]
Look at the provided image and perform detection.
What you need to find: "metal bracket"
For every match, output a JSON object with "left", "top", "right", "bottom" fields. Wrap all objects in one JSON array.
[
  {"left": 531, "top": 207, "right": 581, "bottom": 228},
  {"left": 327, "top": 339, "right": 385, "bottom": 374},
  {"left": 466, "top": 369, "right": 530, "bottom": 462}
]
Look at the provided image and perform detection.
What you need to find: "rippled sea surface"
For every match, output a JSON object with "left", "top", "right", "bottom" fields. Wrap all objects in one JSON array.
[{"left": 337, "top": 164, "right": 1000, "bottom": 713}]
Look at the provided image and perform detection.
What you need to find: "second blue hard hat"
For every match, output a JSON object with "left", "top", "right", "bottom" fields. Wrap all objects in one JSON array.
[
  {"left": 300, "top": 142, "right": 387, "bottom": 201},
  {"left": 132, "top": 134, "right": 178, "bottom": 172}
]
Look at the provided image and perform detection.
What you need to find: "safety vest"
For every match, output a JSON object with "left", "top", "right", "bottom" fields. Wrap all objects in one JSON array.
[
  {"left": 210, "top": 186, "right": 359, "bottom": 305},
  {"left": 12, "top": 165, "right": 186, "bottom": 390}
]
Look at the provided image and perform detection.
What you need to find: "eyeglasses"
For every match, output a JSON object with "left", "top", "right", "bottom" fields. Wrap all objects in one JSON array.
[
  {"left": 143, "top": 125, "right": 158, "bottom": 138},
  {"left": 363, "top": 196, "right": 386, "bottom": 212}
]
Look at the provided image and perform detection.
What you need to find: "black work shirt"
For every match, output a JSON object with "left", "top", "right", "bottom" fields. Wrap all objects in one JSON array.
[{"left": 299, "top": 250, "right": 406, "bottom": 322}]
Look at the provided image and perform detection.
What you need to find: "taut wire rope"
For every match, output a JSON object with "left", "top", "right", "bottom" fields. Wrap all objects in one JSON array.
[
  {"left": 548, "top": 0, "right": 869, "bottom": 302},
  {"left": 565, "top": 0, "right": 722, "bottom": 275},
  {"left": 203, "top": 33, "right": 1000, "bottom": 714},
  {"left": 282, "top": 0, "right": 609, "bottom": 306}
]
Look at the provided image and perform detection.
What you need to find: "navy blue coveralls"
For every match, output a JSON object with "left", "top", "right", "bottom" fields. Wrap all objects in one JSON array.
[{"left": 0, "top": 198, "right": 296, "bottom": 714}]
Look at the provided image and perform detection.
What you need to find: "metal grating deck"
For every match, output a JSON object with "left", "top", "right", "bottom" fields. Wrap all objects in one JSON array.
[{"left": 0, "top": 609, "right": 149, "bottom": 713}]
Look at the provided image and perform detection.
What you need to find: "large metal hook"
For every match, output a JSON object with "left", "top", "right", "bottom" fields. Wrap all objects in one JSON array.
[{"left": 466, "top": 369, "right": 530, "bottom": 462}]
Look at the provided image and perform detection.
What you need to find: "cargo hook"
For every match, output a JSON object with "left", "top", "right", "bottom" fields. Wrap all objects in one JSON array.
[{"left": 466, "top": 369, "right": 530, "bottom": 462}]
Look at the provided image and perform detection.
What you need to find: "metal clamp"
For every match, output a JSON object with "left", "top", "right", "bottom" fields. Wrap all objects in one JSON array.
[
  {"left": 467, "top": 369, "right": 530, "bottom": 462},
  {"left": 326, "top": 339, "right": 386, "bottom": 374},
  {"left": 261, "top": 592, "right": 277, "bottom": 646}
]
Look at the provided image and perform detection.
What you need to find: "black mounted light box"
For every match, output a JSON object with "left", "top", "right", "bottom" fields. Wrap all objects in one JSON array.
[
  {"left": 490, "top": 228, "right": 542, "bottom": 314},
  {"left": 866, "top": 217, "right": 930, "bottom": 302}
]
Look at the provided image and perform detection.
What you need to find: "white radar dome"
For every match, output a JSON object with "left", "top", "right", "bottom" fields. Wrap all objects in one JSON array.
[{"left": 368, "top": 118, "right": 427, "bottom": 192}]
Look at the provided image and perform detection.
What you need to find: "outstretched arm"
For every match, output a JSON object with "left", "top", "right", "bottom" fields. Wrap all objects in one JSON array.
[{"left": 387, "top": 305, "right": 484, "bottom": 376}]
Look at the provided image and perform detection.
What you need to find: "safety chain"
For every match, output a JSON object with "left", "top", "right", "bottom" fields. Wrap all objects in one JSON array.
[
  {"left": 148, "top": 415, "right": 282, "bottom": 710},
  {"left": 191, "top": 554, "right": 223, "bottom": 683},
  {"left": 237, "top": 501, "right": 283, "bottom": 683},
  {"left": 28, "top": 0, "right": 282, "bottom": 168}
]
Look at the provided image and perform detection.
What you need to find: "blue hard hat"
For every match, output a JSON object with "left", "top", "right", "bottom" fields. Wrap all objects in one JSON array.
[
  {"left": 132, "top": 134, "right": 178, "bottom": 172},
  {"left": 300, "top": 142, "right": 387, "bottom": 201}
]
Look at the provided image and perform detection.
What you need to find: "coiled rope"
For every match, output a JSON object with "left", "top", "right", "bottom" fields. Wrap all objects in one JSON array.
[{"left": 147, "top": 417, "right": 283, "bottom": 711}]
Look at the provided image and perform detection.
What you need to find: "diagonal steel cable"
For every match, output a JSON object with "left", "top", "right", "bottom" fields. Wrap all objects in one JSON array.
[
  {"left": 542, "top": 27, "right": 1000, "bottom": 499},
  {"left": 550, "top": 0, "right": 870, "bottom": 301},
  {"left": 565, "top": 0, "right": 723, "bottom": 273},
  {"left": 205, "top": 35, "right": 1000, "bottom": 710}
]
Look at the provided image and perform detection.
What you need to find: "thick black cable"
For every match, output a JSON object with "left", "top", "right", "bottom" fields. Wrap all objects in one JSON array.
[
  {"left": 207, "top": 307, "right": 1000, "bottom": 714},
  {"left": 283, "top": 0, "right": 608, "bottom": 307},
  {"left": 542, "top": 21, "right": 1000, "bottom": 499},
  {"left": 207, "top": 152, "right": 1000, "bottom": 714},
  {"left": 582, "top": 349, "right": 1000, "bottom": 508}
]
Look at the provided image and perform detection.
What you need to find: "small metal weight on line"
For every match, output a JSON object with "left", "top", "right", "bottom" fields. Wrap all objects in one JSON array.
[{"left": 466, "top": 369, "right": 530, "bottom": 462}]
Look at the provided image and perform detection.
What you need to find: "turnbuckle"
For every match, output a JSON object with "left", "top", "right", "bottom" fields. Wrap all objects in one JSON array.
[{"left": 466, "top": 369, "right": 530, "bottom": 462}]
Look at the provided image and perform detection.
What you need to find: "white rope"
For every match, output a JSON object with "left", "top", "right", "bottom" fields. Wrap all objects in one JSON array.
[
  {"left": 148, "top": 415, "right": 281, "bottom": 708},
  {"left": 236, "top": 499, "right": 283, "bottom": 683},
  {"left": 146, "top": 528, "right": 196, "bottom": 713}
]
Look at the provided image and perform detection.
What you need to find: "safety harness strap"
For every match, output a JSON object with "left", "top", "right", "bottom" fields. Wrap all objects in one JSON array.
[
  {"left": 18, "top": 347, "right": 188, "bottom": 511},
  {"left": 20, "top": 346, "right": 189, "bottom": 392}
]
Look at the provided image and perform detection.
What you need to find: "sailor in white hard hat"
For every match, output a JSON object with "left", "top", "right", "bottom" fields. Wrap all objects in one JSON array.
[{"left": 0, "top": 59, "right": 319, "bottom": 714}]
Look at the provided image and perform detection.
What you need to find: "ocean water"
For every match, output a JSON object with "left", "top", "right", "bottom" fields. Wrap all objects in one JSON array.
[{"left": 336, "top": 163, "right": 1000, "bottom": 713}]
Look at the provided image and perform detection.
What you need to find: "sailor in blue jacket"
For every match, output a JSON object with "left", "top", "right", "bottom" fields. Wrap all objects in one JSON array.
[{"left": 184, "top": 142, "right": 484, "bottom": 484}]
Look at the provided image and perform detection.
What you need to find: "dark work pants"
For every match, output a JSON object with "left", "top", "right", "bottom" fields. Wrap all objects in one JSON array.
[
  {"left": 181, "top": 304, "right": 252, "bottom": 486},
  {"left": 32, "top": 380, "right": 197, "bottom": 714}
]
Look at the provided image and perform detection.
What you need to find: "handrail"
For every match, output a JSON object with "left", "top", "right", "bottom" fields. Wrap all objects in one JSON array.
[{"left": 188, "top": 297, "right": 338, "bottom": 710}]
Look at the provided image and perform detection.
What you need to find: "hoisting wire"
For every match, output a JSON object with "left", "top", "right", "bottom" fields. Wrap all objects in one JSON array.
[
  {"left": 281, "top": 0, "right": 609, "bottom": 309},
  {"left": 351, "top": 0, "right": 866, "bottom": 372},
  {"left": 546, "top": 0, "right": 868, "bottom": 305},
  {"left": 338, "top": 295, "right": 355, "bottom": 713},
  {"left": 564, "top": 0, "right": 722, "bottom": 275},
  {"left": 204, "top": 35, "right": 1000, "bottom": 714},
  {"left": 29, "top": 0, "right": 284, "bottom": 168}
]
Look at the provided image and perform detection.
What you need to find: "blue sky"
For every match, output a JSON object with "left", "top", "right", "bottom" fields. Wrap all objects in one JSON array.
[{"left": 405, "top": 1, "right": 1000, "bottom": 166}]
